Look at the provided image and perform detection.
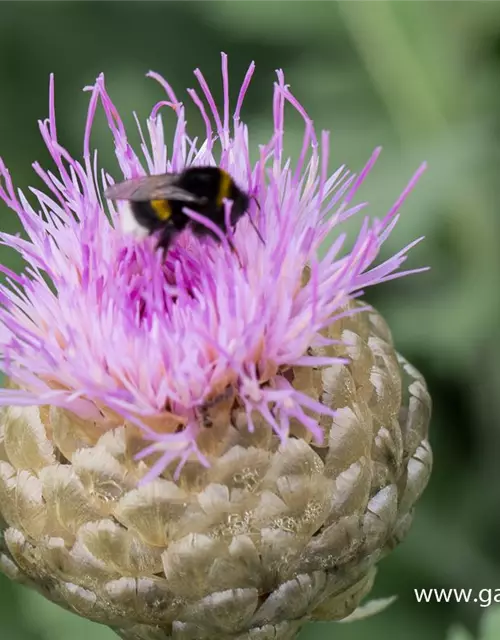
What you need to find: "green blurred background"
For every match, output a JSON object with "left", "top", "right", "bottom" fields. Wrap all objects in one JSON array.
[{"left": 1, "top": 1, "right": 500, "bottom": 639}]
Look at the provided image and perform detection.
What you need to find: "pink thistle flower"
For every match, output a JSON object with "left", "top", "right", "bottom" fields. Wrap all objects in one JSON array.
[{"left": 0, "top": 54, "right": 426, "bottom": 483}]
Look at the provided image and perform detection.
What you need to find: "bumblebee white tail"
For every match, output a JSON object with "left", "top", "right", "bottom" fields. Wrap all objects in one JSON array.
[{"left": 120, "top": 201, "right": 150, "bottom": 239}]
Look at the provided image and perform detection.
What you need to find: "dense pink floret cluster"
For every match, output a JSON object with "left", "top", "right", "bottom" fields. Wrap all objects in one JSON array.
[{"left": 0, "top": 54, "right": 426, "bottom": 478}]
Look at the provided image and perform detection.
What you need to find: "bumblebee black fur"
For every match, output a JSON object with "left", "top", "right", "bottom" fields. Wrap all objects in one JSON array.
[{"left": 104, "top": 166, "right": 251, "bottom": 254}]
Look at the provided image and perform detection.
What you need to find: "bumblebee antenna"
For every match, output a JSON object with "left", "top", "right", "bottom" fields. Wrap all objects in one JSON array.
[{"left": 249, "top": 196, "right": 265, "bottom": 245}]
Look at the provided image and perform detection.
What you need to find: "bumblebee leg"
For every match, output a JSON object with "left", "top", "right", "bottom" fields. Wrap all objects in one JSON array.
[
  {"left": 190, "top": 221, "right": 215, "bottom": 238},
  {"left": 155, "top": 225, "right": 177, "bottom": 260},
  {"left": 227, "top": 237, "right": 243, "bottom": 268},
  {"left": 190, "top": 222, "right": 242, "bottom": 267}
]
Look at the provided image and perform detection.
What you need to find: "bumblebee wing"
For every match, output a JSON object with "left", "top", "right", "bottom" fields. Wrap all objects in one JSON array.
[{"left": 104, "top": 174, "right": 204, "bottom": 204}]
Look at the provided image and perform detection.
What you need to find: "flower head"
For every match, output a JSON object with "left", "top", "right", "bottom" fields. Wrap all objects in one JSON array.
[
  {"left": 0, "top": 55, "right": 433, "bottom": 638},
  {"left": 0, "top": 54, "right": 426, "bottom": 482}
]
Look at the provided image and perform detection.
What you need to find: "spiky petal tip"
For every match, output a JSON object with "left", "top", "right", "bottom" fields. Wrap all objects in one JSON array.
[{"left": 0, "top": 53, "right": 426, "bottom": 480}]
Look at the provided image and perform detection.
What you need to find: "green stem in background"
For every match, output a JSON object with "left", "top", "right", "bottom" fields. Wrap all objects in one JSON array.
[
  {"left": 338, "top": 0, "right": 500, "bottom": 582},
  {"left": 338, "top": 1, "right": 446, "bottom": 142},
  {"left": 337, "top": 0, "right": 500, "bottom": 309}
]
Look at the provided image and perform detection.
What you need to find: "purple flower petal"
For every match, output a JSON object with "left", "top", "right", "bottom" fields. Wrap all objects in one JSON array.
[{"left": 0, "top": 54, "right": 427, "bottom": 480}]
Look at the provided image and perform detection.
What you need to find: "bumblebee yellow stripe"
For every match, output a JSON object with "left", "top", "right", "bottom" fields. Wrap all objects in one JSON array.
[
  {"left": 216, "top": 169, "right": 232, "bottom": 206},
  {"left": 151, "top": 199, "right": 172, "bottom": 221}
]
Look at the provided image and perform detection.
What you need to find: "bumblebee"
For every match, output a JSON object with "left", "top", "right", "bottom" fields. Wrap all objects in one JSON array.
[{"left": 104, "top": 166, "right": 262, "bottom": 254}]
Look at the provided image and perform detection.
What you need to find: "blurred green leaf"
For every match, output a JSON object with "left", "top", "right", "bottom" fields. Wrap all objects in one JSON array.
[
  {"left": 448, "top": 607, "right": 500, "bottom": 640},
  {"left": 21, "top": 588, "right": 115, "bottom": 640},
  {"left": 480, "top": 606, "right": 500, "bottom": 640},
  {"left": 200, "top": 0, "right": 342, "bottom": 40},
  {"left": 447, "top": 625, "right": 474, "bottom": 640}
]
